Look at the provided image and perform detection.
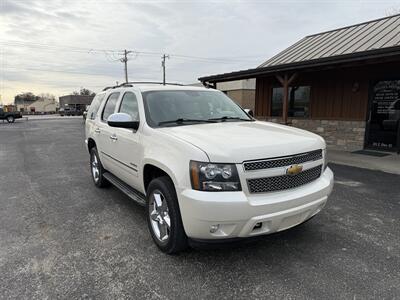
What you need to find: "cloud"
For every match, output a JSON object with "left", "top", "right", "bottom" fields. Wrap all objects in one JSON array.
[
  {"left": 1, "top": 0, "right": 54, "bottom": 18},
  {"left": 1, "top": 1, "right": 36, "bottom": 15},
  {"left": 1, "top": 0, "right": 400, "bottom": 103}
]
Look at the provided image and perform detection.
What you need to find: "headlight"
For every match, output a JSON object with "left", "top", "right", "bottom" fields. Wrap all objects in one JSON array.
[{"left": 190, "top": 161, "right": 241, "bottom": 191}]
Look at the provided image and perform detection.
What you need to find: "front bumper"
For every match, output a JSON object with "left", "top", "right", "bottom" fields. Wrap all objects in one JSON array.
[{"left": 178, "top": 167, "right": 334, "bottom": 240}]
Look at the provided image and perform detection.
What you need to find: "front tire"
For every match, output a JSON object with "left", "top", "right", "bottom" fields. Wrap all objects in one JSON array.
[
  {"left": 146, "top": 176, "right": 188, "bottom": 254},
  {"left": 90, "top": 147, "right": 109, "bottom": 188},
  {"left": 7, "top": 116, "right": 15, "bottom": 123}
]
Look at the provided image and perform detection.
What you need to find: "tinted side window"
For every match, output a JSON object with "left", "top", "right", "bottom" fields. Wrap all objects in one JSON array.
[
  {"left": 119, "top": 92, "right": 139, "bottom": 121},
  {"left": 102, "top": 93, "right": 120, "bottom": 122},
  {"left": 87, "top": 94, "right": 105, "bottom": 120},
  {"left": 271, "top": 86, "right": 310, "bottom": 118}
]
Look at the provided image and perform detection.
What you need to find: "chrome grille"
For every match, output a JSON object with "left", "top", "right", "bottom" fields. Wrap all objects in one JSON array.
[
  {"left": 247, "top": 165, "right": 322, "bottom": 193},
  {"left": 243, "top": 150, "right": 322, "bottom": 171}
]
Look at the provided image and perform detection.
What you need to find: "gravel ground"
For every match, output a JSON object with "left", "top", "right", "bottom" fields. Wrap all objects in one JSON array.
[{"left": 0, "top": 119, "right": 399, "bottom": 299}]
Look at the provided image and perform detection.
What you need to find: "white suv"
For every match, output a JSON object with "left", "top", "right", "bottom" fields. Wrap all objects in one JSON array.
[{"left": 85, "top": 83, "right": 334, "bottom": 253}]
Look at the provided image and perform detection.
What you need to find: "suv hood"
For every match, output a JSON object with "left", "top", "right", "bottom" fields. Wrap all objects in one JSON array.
[{"left": 159, "top": 121, "right": 325, "bottom": 163}]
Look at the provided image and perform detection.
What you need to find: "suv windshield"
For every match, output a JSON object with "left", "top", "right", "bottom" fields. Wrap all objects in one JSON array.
[{"left": 142, "top": 90, "right": 252, "bottom": 127}]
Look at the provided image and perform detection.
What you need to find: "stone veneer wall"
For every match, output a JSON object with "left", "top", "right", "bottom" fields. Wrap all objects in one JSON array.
[
  {"left": 227, "top": 90, "right": 256, "bottom": 112},
  {"left": 256, "top": 117, "right": 366, "bottom": 151}
]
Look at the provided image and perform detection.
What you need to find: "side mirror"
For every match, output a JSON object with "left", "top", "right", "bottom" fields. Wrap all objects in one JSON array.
[
  {"left": 244, "top": 109, "right": 254, "bottom": 117},
  {"left": 108, "top": 113, "right": 139, "bottom": 130}
]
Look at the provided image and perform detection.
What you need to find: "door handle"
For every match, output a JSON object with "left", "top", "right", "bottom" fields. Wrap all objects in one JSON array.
[
  {"left": 110, "top": 134, "right": 118, "bottom": 141},
  {"left": 94, "top": 128, "right": 100, "bottom": 134}
]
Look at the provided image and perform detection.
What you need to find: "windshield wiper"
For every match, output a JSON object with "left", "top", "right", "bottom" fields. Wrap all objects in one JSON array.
[
  {"left": 208, "top": 116, "right": 253, "bottom": 122},
  {"left": 158, "top": 118, "right": 217, "bottom": 126}
]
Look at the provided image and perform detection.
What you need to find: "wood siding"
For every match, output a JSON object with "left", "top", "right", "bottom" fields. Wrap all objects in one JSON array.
[
  {"left": 255, "top": 62, "right": 400, "bottom": 121},
  {"left": 255, "top": 77, "right": 276, "bottom": 117}
]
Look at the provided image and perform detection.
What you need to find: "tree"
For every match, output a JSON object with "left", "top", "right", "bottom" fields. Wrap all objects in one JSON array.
[
  {"left": 72, "top": 88, "right": 96, "bottom": 96},
  {"left": 38, "top": 93, "right": 56, "bottom": 103},
  {"left": 14, "top": 92, "right": 40, "bottom": 105}
]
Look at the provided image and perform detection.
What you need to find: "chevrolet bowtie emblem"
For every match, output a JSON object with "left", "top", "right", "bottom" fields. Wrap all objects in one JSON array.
[{"left": 286, "top": 164, "right": 303, "bottom": 176}]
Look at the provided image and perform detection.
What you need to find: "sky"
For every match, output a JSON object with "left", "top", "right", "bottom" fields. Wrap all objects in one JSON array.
[{"left": 1, "top": 0, "right": 400, "bottom": 104}]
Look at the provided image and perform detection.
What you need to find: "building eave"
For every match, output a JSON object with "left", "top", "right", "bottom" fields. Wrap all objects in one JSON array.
[{"left": 198, "top": 46, "right": 400, "bottom": 83}]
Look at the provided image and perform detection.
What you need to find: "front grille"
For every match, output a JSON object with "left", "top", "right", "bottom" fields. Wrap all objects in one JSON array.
[
  {"left": 243, "top": 150, "right": 322, "bottom": 171},
  {"left": 247, "top": 165, "right": 322, "bottom": 193}
]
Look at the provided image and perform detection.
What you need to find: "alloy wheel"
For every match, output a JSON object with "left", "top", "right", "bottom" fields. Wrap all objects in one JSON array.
[
  {"left": 149, "top": 190, "right": 171, "bottom": 243},
  {"left": 91, "top": 153, "right": 100, "bottom": 182}
]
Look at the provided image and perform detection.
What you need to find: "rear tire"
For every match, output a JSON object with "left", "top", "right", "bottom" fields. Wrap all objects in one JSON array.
[
  {"left": 7, "top": 116, "right": 15, "bottom": 123},
  {"left": 90, "top": 147, "right": 110, "bottom": 188},
  {"left": 146, "top": 176, "right": 188, "bottom": 254}
]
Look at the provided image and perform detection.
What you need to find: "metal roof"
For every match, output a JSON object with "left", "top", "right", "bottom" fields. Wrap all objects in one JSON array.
[
  {"left": 259, "top": 14, "right": 400, "bottom": 68},
  {"left": 199, "top": 14, "right": 400, "bottom": 83}
]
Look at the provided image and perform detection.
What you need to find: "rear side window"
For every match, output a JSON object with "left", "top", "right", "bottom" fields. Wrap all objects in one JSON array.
[
  {"left": 119, "top": 92, "right": 139, "bottom": 121},
  {"left": 102, "top": 93, "right": 120, "bottom": 122},
  {"left": 87, "top": 94, "right": 105, "bottom": 120}
]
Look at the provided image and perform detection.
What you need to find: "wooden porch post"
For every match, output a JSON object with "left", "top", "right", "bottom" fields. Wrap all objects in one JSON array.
[{"left": 276, "top": 73, "right": 297, "bottom": 124}]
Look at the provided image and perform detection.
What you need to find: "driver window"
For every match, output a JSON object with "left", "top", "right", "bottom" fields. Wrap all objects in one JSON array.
[{"left": 119, "top": 92, "right": 139, "bottom": 121}]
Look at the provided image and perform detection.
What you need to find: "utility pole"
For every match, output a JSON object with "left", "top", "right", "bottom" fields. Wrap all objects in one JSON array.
[
  {"left": 161, "top": 54, "right": 169, "bottom": 85},
  {"left": 120, "top": 50, "right": 133, "bottom": 83}
]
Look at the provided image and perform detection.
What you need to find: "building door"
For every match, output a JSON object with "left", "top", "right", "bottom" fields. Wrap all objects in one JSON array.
[{"left": 366, "top": 80, "right": 400, "bottom": 151}]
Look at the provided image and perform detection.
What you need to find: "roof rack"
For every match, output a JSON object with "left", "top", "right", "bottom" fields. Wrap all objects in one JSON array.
[
  {"left": 102, "top": 81, "right": 183, "bottom": 91},
  {"left": 124, "top": 81, "right": 184, "bottom": 86}
]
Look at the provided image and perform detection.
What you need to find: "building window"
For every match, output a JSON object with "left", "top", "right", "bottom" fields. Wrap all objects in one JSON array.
[
  {"left": 271, "top": 87, "right": 283, "bottom": 117},
  {"left": 271, "top": 86, "right": 311, "bottom": 118}
]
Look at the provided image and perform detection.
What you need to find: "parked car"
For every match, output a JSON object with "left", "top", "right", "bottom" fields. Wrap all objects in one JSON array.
[
  {"left": 60, "top": 107, "right": 82, "bottom": 116},
  {"left": 85, "top": 83, "right": 334, "bottom": 253},
  {"left": 0, "top": 107, "right": 22, "bottom": 123}
]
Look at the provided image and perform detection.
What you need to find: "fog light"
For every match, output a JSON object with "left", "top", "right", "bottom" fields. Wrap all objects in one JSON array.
[
  {"left": 253, "top": 222, "right": 262, "bottom": 230},
  {"left": 210, "top": 224, "right": 220, "bottom": 233}
]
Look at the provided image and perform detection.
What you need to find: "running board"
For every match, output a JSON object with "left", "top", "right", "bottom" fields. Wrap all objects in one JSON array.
[{"left": 103, "top": 172, "right": 146, "bottom": 206}]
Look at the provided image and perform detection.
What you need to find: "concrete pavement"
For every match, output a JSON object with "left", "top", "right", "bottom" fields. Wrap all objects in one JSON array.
[
  {"left": 26, "top": 114, "right": 83, "bottom": 121},
  {"left": 328, "top": 149, "right": 400, "bottom": 175}
]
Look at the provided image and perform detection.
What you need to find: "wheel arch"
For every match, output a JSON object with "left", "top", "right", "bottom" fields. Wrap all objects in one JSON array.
[
  {"left": 87, "top": 138, "right": 96, "bottom": 153},
  {"left": 143, "top": 162, "right": 177, "bottom": 194}
]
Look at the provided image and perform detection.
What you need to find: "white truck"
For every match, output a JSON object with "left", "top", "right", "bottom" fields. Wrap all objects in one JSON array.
[{"left": 85, "top": 83, "right": 334, "bottom": 253}]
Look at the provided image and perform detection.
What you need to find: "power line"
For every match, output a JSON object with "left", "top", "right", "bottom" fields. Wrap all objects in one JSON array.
[
  {"left": 1, "top": 40, "right": 121, "bottom": 54},
  {"left": 1, "top": 39, "right": 263, "bottom": 63},
  {"left": 2, "top": 41, "right": 262, "bottom": 85},
  {"left": 3, "top": 66, "right": 116, "bottom": 77},
  {"left": 1, "top": 40, "right": 265, "bottom": 88}
]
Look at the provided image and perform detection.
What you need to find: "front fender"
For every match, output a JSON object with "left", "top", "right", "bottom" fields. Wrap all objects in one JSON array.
[{"left": 141, "top": 129, "right": 209, "bottom": 193}]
